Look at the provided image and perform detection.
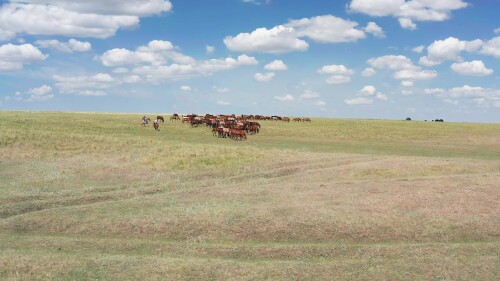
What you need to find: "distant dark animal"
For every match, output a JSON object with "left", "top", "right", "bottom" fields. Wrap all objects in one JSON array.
[
  {"left": 435, "top": 119, "right": 444, "bottom": 122},
  {"left": 302, "top": 118, "right": 311, "bottom": 122},
  {"left": 157, "top": 116, "right": 164, "bottom": 123},
  {"left": 406, "top": 117, "right": 411, "bottom": 121},
  {"left": 292, "top": 118, "right": 302, "bottom": 122},
  {"left": 153, "top": 121, "right": 160, "bottom": 131}
]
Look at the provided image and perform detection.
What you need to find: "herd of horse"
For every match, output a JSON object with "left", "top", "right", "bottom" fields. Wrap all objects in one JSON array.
[{"left": 141, "top": 113, "right": 311, "bottom": 141}]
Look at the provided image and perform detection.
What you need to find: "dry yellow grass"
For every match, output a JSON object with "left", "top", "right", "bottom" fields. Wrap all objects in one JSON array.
[{"left": 0, "top": 111, "right": 499, "bottom": 280}]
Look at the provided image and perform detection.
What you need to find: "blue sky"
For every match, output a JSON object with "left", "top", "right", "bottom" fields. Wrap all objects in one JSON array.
[{"left": 0, "top": 0, "right": 499, "bottom": 122}]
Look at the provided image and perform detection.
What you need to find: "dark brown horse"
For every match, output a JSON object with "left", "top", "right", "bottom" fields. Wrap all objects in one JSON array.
[{"left": 156, "top": 116, "right": 164, "bottom": 123}]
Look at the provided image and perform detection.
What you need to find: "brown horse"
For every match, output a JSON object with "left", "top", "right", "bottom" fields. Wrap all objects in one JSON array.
[
  {"left": 170, "top": 113, "right": 180, "bottom": 121},
  {"left": 302, "top": 118, "right": 311, "bottom": 122},
  {"left": 157, "top": 116, "right": 164, "bottom": 123},
  {"left": 230, "top": 129, "right": 247, "bottom": 141}
]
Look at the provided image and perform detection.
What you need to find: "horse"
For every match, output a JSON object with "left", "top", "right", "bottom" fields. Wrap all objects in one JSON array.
[
  {"left": 153, "top": 121, "right": 160, "bottom": 131},
  {"left": 302, "top": 118, "right": 311, "bottom": 122},
  {"left": 230, "top": 129, "right": 247, "bottom": 141},
  {"left": 170, "top": 113, "right": 180, "bottom": 121},
  {"left": 141, "top": 116, "right": 151, "bottom": 126},
  {"left": 157, "top": 116, "right": 164, "bottom": 123},
  {"left": 292, "top": 118, "right": 301, "bottom": 122}
]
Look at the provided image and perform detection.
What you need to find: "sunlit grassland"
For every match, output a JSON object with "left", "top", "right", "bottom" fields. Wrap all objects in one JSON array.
[{"left": 1, "top": 111, "right": 499, "bottom": 280}]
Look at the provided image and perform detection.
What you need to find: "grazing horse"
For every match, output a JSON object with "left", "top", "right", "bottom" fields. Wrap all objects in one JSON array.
[
  {"left": 170, "top": 113, "right": 180, "bottom": 121},
  {"left": 230, "top": 129, "right": 247, "bottom": 141},
  {"left": 282, "top": 117, "right": 290, "bottom": 122},
  {"left": 302, "top": 118, "right": 311, "bottom": 122},
  {"left": 153, "top": 121, "right": 160, "bottom": 131},
  {"left": 157, "top": 116, "right": 164, "bottom": 123},
  {"left": 141, "top": 116, "right": 151, "bottom": 126},
  {"left": 292, "top": 118, "right": 301, "bottom": 122}
]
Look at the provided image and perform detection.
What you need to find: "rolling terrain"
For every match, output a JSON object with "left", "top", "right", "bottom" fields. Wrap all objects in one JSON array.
[{"left": 1, "top": 111, "right": 499, "bottom": 280}]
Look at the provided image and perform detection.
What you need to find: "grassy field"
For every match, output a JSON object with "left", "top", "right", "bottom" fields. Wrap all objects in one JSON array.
[{"left": 1, "top": 111, "right": 499, "bottom": 280}]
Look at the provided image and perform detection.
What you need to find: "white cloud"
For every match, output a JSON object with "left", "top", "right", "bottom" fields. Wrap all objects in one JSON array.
[
  {"left": 368, "top": 55, "right": 417, "bottom": 70},
  {"left": 27, "top": 84, "right": 53, "bottom": 101},
  {"left": 224, "top": 25, "right": 308, "bottom": 54},
  {"left": 206, "top": 45, "right": 215, "bottom": 54},
  {"left": 122, "top": 75, "right": 142, "bottom": 83},
  {"left": 495, "top": 27, "right": 500, "bottom": 34},
  {"left": 326, "top": 75, "right": 351, "bottom": 84},
  {"left": 287, "top": 15, "right": 366, "bottom": 43},
  {"left": 451, "top": 60, "right": 493, "bottom": 76},
  {"left": 398, "top": 18, "right": 416, "bottom": 30},
  {"left": 401, "top": 80, "right": 414, "bottom": 87},
  {"left": 101, "top": 40, "right": 193, "bottom": 67},
  {"left": 424, "top": 88, "right": 445, "bottom": 94},
  {"left": 479, "top": 36, "right": 500, "bottom": 58},
  {"left": 112, "top": 67, "right": 129, "bottom": 74},
  {"left": 314, "top": 100, "right": 326, "bottom": 106},
  {"left": 180, "top": 85, "right": 191, "bottom": 91},
  {"left": 401, "top": 90, "right": 413, "bottom": 96},
  {"left": 53, "top": 73, "right": 117, "bottom": 94},
  {"left": 274, "top": 94, "right": 295, "bottom": 102},
  {"left": 0, "top": 3, "right": 141, "bottom": 40},
  {"left": 36, "top": 38, "right": 91, "bottom": 53},
  {"left": 10, "top": 0, "right": 173, "bottom": 17},
  {"left": 78, "top": 90, "right": 107, "bottom": 96},
  {"left": 359, "top": 85, "right": 376, "bottom": 96},
  {"left": 0, "top": 43, "right": 47, "bottom": 71},
  {"left": 344, "top": 97, "right": 373, "bottom": 105},
  {"left": 213, "top": 86, "right": 230, "bottom": 93},
  {"left": 429, "top": 85, "right": 500, "bottom": 108},
  {"left": 364, "top": 22, "right": 385, "bottom": 38},
  {"left": 216, "top": 100, "right": 230, "bottom": 106},
  {"left": 361, "top": 67, "right": 376, "bottom": 77},
  {"left": 376, "top": 92, "right": 388, "bottom": 100},
  {"left": 264, "top": 60, "right": 287, "bottom": 71},
  {"left": 412, "top": 45, "right": 425, "bottom": 53},
  {"left": 318, "top": 64, "right": 354, "bottom": 75},
  {"left": 254, "top": 72, "right": 275, "bottom": 82},
  {"left": 300, "top": 90, "right": 320, "bottom": 99},
  {"left": 393, "top": 68, "right": 437, "bottom": 80},
  {"left": 348, "top": 0, "right": 469, "bottom": 30},
  {"left": 419, "top": 37, "right": 483, "bottom": 66}
]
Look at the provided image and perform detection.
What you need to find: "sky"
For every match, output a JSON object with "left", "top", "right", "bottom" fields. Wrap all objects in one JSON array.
[{"left": 0, "top": 0, "right": 499, "bottom": 122}]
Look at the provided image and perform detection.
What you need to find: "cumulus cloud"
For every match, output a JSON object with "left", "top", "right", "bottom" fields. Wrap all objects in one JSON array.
[
  {"left": 287, "top": 15, "right": 366, "bottom": 43},
  {"left": 112, "top": 67, "right": 129, "bottom": 74},
  {"left": 314, "top": 100, "right": 327, "bottom": 106},
  {"left": 348, "top": 0, "right": 469, "bottom": 30},
  {"left": 393, "top": 68, "right": 437, "bottom": 80},
  {"left": 224, "top": 25, "right": 309, "bottom": 54},
  {"left": 100, "top": 40, "right": 193, "bottom": 66},
  {"left": 344, "top": 97, "right": 373, "bottom": 105},
  {"left": 359, "top": 85, "right": 376, "bottom": 96},
  {"left": 401, "top": 80, "right": 414, "bottom": 87},
  {"left": 401, "top": 90, "right": 413, "bottom": 95},
  {"left": 27, "top": 84, "right": 54, "bottom": 101},
  {"left": 368, "top": 55, "right": 417, "bottom": 70},
  {"left": 254, "top": 72, "right": 275, "bottom": 82},
  {"left": 412, "top": 45, "right": 425, "bottom": 53},
  {"left": 326, "top": 75, "right": 351, "bottom": 84},
  {"left": 274, "top": 94, "right": 295, "bottom": 102},
  {"left": 426, "top": 85, "right": 500, "bottom": 108},
  {"left": 122, "top": 75, "right": 142, "bottom": 83},
  {"left": 364, "top": 22, "right": 385, "bottom": 38},
  {"left": 0, "top": 43, "right": 47, "bottom": 71},
  {"left": 362, "top": 67, "right": 376, "bottom": 77},
  {"left": 10, "top": 0, "right": 173, "bottom": 16},
  {"left": 479, "top": 36, "right": 500, "bottom": 58},
  {"left": 35, "top": 38, "right": 91, "bottom": 53},
  {"left": 451, "top": 60, "right": 493, "bottom": 76},
  {"left": 318, "top": 64, "right": 354, "bottom": 84},
  {"left": 0, "top": 3, "right": 140, "bottom": 40},
  {"left": 53, "top": 73, "right": 117, "bottom": 95},
  {"left": 300, "top": 90, "right": 320, "bottom": 100},
  {"left": 419, "top": 37, "right": 483, "bottom": 66},
  {"left": 180, "top": 85, "right": 191, "bottom": 91},
  {"left": 264, "top": 60, "right": 287, "bottom": 71},
  {"left": 368, "top": 54, "right": 436, "bottom": 82}
]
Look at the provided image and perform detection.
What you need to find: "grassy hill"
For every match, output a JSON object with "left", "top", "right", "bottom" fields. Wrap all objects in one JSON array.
[{"left": 1, "top": 111, "right": 499, "bottom": 280}]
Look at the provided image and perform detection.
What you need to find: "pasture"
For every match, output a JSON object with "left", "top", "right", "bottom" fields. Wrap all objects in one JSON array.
[{"left": 1, "top": 111, "right": 499, "bottom": 280}]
